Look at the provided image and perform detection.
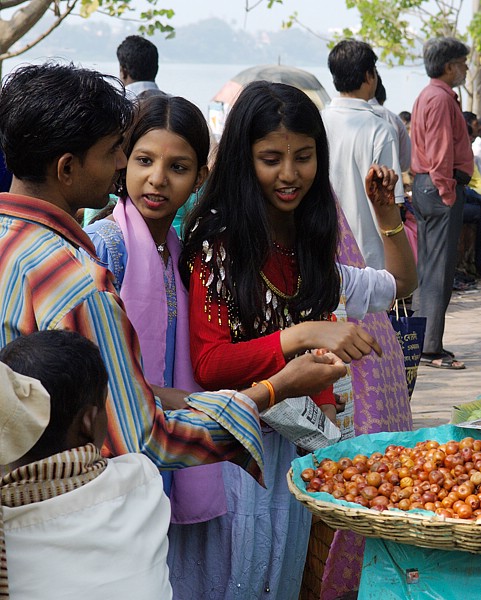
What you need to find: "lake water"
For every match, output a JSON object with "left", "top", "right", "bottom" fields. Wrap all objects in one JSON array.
[{"left": 4, "top": 58, "right": 428, "bottom": 118}]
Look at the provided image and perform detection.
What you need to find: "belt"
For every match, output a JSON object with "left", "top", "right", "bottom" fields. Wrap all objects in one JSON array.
[{"left": 416, "top": 171, "right": 471, "bottom": 185}]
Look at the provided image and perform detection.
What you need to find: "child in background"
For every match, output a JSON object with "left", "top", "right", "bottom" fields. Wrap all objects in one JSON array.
[
  {"left": 0, "top": 330, "right": 172, "bottom": 599},
  {"left": 177, "top": 81, "right": 417, "bottom": 599}
]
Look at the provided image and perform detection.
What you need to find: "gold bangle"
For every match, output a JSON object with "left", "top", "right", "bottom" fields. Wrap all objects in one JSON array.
[
  {"left": 380, "top": 222, "right": 404, "bottom": 237},
  {"left": 252, "top": 379, "right": 276, "bottom": 409}
]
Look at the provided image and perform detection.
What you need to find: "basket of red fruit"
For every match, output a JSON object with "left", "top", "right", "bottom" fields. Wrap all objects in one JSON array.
[{"left": 287, "top": 424, "right": 481, "bottom": 552}]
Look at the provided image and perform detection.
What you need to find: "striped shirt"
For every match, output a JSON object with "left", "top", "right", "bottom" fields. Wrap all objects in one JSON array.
[{"left": 0, "top": 194, "right": 264, "bottom": 481}]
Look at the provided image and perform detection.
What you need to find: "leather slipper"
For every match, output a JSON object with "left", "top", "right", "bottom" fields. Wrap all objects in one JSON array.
[{"left": 420, "top": 353, "right": 465, "bottom": 370}]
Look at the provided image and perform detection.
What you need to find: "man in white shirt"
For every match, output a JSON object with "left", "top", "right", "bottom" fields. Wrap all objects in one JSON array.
[
  {"left": 117, "top": 35, "right": 164, "bottom": 97},
  {"left": 322, "top": 40, "right": 404, "bottom": 269},
  {"left": 369, "top": 73, "right": 411, "bottom": 172}
]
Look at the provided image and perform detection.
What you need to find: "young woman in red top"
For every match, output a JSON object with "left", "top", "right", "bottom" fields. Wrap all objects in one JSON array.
[{"left": 175, "top": 81, "right": 416, "bottom": 600}]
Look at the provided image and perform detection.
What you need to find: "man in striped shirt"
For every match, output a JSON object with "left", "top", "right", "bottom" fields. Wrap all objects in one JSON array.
[{"left": 0, "top": 63, "right": 346, "bottom": 482}]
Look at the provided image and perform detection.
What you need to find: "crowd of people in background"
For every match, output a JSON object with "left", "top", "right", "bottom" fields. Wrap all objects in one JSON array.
[{"left": 0, "top": 31, "right": 477, "bottom": 600}]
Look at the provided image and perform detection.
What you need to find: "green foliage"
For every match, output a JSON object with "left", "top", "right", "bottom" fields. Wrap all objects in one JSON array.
[
  {"left": 341, "top": 0, "right": 427, "bottom": 65},
  {"left": 80, "top": 0, "right": 100, "bottom": 18},
  {"left": 264, "top": 0, "right": 481, "bottom": 110},
  {"left": 79, "top": 0, "right": 175, "bottom": 38},
  {"left": 341, "top": 0, "right": 473, "bottom": 66},
  {"left": 268, "top": 0, "right": 473, "bottom": 63},
  {"left": 468, "top": 11, "right": 481, "bottom": 54},
  {"left": 138, "top": 8, "right": 175, "bottom": 38},
  {"left": 281, "top": 10, "right": 297, "bottom": 29}
]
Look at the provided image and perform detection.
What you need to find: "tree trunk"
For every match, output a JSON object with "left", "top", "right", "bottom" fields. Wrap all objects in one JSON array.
[
  {"left": 470, "top": 60, "right": 481, "bottom": 115},
  {"left": 473, "top": 0, "right": 481, "bottom": 115},
  {"left": 0, "top": 0, "right": 52, "bottom": 54}
]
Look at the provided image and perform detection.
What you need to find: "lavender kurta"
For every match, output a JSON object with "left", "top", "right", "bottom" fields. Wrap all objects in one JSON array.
[{"left": 317, "top": 206, "right": 412, "bottom": 600}]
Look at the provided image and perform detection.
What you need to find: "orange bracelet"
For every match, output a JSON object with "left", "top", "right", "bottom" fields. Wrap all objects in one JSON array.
[{"left": 252, "top": 379, "right": 276, "bottom": 409}]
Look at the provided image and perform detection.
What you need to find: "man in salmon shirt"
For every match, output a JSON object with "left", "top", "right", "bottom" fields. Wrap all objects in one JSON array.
[{"left": 411, "top": 37, "right": 473, "bottom": 370}]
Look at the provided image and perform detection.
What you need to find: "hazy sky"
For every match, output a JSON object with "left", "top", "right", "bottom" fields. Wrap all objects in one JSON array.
[
  {"left": 4, "top": 0, "right": 475, "bottom": 114},
  {"left": 158, "top": 0, "right": 360, "bottom": 33},
  {"left": 12, "top": 0, "right": 472, "bottom": 42},
  {"left": 155, "top": 0, "right": 471, "bottom": 34}
]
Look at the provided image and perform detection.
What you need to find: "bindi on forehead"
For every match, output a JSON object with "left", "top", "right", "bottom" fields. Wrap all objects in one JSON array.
[{"left": 253, "top": 128, "right": 315, "bottom": 155}]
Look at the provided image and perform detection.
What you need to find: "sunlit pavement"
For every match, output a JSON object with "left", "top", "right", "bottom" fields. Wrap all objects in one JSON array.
[{"left": 410, "top": 285, "right": 481, "bottom": 430}]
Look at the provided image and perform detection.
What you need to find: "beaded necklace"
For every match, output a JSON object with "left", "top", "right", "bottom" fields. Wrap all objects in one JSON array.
[
  {"left": 194, "top": 239, "right": 309, "bottom": 338},
  {"left": 260, "top": 270, "right": 301, "bottom": 301}
]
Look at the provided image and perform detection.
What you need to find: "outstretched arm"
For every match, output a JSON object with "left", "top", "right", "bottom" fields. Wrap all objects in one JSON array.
[
  {"left": 242, "top": 350, "right": 346, "bottom": 411},
  {"left": 365, "top": 164, "right": 417, "bottom": 299}
]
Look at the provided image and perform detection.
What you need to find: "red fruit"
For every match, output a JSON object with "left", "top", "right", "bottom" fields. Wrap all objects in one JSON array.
[{"left": 301, "top": 468, "right": 314, "bottom": 482}]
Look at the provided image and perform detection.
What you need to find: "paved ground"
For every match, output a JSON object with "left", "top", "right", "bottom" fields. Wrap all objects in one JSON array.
[{"left": 410, "top": 285, "right": 481, "bottom": 429}]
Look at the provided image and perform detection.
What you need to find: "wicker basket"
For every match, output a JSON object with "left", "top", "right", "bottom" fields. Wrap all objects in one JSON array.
[
  {"left": 299, "top": 517, "right": 335, "bottom": 600},
  {"left": 287, "top": 468, "right": 481, "bottom": 554}
]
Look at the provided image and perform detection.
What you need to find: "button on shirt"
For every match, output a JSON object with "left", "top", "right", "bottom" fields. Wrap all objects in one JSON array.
[{"left": 411, "top": 78, "right": 473, "bottom": 206}]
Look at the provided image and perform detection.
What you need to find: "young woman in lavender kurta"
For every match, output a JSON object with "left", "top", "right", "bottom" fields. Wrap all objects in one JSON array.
[
  {"left": 176, "top": 81, "right": 416, "bottom": 600},
  {"left": 84, "top": 95, "right": 229, "bottom": 533},
  {"left": 311, "top": 204, "right": 414, "bottom": 600}
]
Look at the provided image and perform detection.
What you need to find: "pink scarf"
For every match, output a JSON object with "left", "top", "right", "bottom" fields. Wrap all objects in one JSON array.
[{"left": 113, "top": 198, "right": 226, "bottom": 523}]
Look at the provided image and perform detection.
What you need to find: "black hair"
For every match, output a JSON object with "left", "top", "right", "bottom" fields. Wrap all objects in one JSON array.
[
  {"left": 463, "top": 111, "right": 478, "bottom": 126},
  {"left": 117, "top": 35, "right": 159, "bottom": 82},
  {"left": 0, "top": 330, "right": 108, "bottom": 457},
  {"left": 398, "top": 111, "right": 411, "bottom": 125},
  {"left": 423, "top": 37, "right": 470, "bottom": 78},
  {"left": 117, "top": 94, "right": 210, "bottom": 199},
  {"left": 181, "top": 81, "right": 340, "bottom": 338},
  {"left": 0, "top": 62, "right": 134, "bottom": 183},
  {"left": 375, "top": 73, "right": 387, "bottom": 105},
  {"left": 328, "top": 40, "right": 378, "bottom": 93}
]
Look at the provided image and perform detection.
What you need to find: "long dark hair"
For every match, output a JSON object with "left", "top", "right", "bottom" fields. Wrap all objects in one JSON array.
[{"left": 181, "top": 80, "right": 340, "bottom": 337}]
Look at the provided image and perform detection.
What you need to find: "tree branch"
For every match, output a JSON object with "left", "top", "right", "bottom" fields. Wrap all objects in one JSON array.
[
  {"left": 245, "top": 0, "right": 265, "bottom": 12},
  {"left": 284, "top": 14, "right": 332, "bottom": 43},
  {"left": 0, "top": 0, "right": 78, "bottom": 59},
  {"left": 244, "top": 0, "right": 266, "bottom": 28},
  {"left": 0, "top": 0, "right": 52, "bottom": 51},
  {"left": 0, "top": 0, "right": 27, "bottom": 9}
]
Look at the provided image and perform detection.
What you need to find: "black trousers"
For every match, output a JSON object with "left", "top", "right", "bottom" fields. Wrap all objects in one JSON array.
[
  {"left": 463, "top": 188, "right": 481, "bottom": 274},
  {"left": 411, "top": 173, "right": 465, "bottom": 354}
]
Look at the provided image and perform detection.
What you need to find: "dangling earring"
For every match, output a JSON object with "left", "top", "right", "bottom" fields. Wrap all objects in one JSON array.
[
  {"left": 116, "top": 181, "right": 125, "bottom": 197},
  {"left": 194, "top": 187, "right": 199, "bottom": 205},
  {"left": 115, "top": 171, "right": 126, "bottom": 197}
]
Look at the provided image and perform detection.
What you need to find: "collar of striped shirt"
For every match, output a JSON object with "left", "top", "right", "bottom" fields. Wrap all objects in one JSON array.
[{"left": 0, "top": 193, "right": 98, "bottom": 259}]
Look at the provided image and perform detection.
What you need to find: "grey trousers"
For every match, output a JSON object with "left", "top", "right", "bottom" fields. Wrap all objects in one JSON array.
[{"left": 411, "top": 173, "right": 465, "bottom": 355}]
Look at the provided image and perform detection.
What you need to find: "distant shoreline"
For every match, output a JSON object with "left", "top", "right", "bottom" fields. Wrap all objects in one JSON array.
[{"left": 4, "top": 57, "right": 428, "bottom": 116}]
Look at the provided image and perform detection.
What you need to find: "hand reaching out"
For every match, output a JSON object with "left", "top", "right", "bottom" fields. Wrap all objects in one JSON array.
[
  {"left": 280, "top": 320, "right": 382, "bottom": 364},
  {"left": 365, "top": 164, "right": 398, "bottom": 207},
  {"left": 269, "top": 350, "right": 347, "bottom": 401},
  {"left": 363, "top": 164, "right": 417, "bottom": 299},
  {"left": 243, "top": 349, "right": 347, "bottom": 412}
]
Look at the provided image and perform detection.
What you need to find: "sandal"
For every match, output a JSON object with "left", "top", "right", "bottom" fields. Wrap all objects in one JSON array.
[
  {"left": 420, "top": 352, "right": 466, "bottom": 370},
  {"left": 453, "top": 279, "right": 475, "bottom": 291}
]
